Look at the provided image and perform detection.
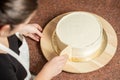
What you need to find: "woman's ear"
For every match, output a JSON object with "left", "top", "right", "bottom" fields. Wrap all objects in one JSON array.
[
  {"left": 0, "top": 25, "right": 11, "bottom": 36},
  {"left": 0, "top": 25, "right": 10, "bottom": 30}
]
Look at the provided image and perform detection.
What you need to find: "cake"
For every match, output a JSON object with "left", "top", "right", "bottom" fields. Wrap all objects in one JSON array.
[{"left": 55, "top": 12, "right": 103, "bottom": 61}]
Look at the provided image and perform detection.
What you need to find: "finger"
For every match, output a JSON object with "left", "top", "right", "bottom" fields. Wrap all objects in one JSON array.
[
  {"left": 53, "top": 56, "right": 68, "bottom": 64},
  {"left": 32, "top": 24, "right": 42, "bottom": 31},
  {"left": 34, "top": 34, "right": 40, "bottom": 39},
  {"left": 35, "top": 29, "right": 44, "bottom": 37},
  {"left": 59, "top": 55, "right": 68, "bottom": 64},
  {"left": 57, "top": 61, "right": 67, "bottom": 70},
  {"left": 61, "top": 55, "right": 69, "bottom": 59},
  {"left": 28, "top": 34, "right": 39, "bottom": 41},
  {"left": 56, "top": 55, "right": 68, "bottom": 60},
  {"left": 32, "top": 34, "right": 40, "bottom": 40}
]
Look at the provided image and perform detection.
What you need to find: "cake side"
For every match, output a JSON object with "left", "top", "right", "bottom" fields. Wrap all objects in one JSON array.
[{"left": 55, "top": 12, "right": 103, "bottom": 59}]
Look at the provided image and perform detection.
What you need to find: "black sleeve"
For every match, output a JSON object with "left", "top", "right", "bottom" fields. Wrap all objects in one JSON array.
[{"left": 0, "top": 55, "right": 18, "bottom": 80}]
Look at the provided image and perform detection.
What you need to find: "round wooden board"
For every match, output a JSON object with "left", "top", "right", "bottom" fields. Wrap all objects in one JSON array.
[{"left": 40, "top": 11, "right": 117, "bottom": 73}]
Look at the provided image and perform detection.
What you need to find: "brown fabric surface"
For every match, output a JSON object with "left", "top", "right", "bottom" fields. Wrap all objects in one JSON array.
[{"left": 27, "top": 0, "right": 120, "bottom": 80}]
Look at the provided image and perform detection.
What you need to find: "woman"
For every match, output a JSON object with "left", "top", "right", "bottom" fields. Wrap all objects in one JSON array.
[{"left": 0, "top": 0, "right": 68, "bottom": 80}]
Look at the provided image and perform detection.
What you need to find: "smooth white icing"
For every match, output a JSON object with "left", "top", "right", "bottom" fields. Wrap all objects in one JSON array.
[{"left": 56, "top": 12, "right": 103, "bottom": 58}]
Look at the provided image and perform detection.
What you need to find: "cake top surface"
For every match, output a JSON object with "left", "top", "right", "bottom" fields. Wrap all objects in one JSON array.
[{"left": 56, "top": 12, "right": 102, "bottom": 48}]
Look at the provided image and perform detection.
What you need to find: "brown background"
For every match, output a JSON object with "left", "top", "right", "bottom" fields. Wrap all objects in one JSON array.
[{"left": 27, "top": 0, "right": 120, "bottom": 80}]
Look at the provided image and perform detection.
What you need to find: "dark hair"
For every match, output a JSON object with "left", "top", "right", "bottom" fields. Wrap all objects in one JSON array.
[{"left": 0, "top": 0, "right": 37, "bottom": 27}]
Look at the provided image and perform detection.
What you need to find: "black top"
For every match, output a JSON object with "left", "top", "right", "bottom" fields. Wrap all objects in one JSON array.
[{"left": 0, "top": 35, "right": 27, "bottom": 80}]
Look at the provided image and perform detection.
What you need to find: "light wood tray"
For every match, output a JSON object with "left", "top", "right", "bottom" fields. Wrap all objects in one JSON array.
[{"left": 40, "top": 12, "right": 117, "bottom": 73}]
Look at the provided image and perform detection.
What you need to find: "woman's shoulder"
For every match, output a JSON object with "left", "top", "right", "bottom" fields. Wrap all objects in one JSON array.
[
  {"left": 0, "top": 54, "right": 18, "bottom": 80},
  {"left": 0, "top": 54, "right": 14, "bottom": 71},
  {"left": 0, "top": 54, "right": 11, "bottom": 63},
  {"left": 0, "top": 54, "right": 13, "bottom": 71}
]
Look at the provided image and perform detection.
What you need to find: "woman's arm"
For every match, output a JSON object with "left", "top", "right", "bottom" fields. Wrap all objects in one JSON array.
[{"left": 34, "top": 55, "right": 68, "bottom": 80}]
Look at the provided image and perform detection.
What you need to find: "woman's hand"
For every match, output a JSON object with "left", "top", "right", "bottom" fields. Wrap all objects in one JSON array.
[
  {"left": 35, "top": 55, "right": 68, "bottom": 80},
  {"left": 12, "top": 24, "right": 43, "bottom": 41}
]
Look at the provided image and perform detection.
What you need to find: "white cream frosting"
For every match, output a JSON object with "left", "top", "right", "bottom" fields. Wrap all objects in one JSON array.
[{"left": 56, "top": 12, "right": 103, "bottom": 58}]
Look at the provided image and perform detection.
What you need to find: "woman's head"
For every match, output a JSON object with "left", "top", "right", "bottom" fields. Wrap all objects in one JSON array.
[{"left": 0, "top": 0, "right": 38, "bottom": 27}]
